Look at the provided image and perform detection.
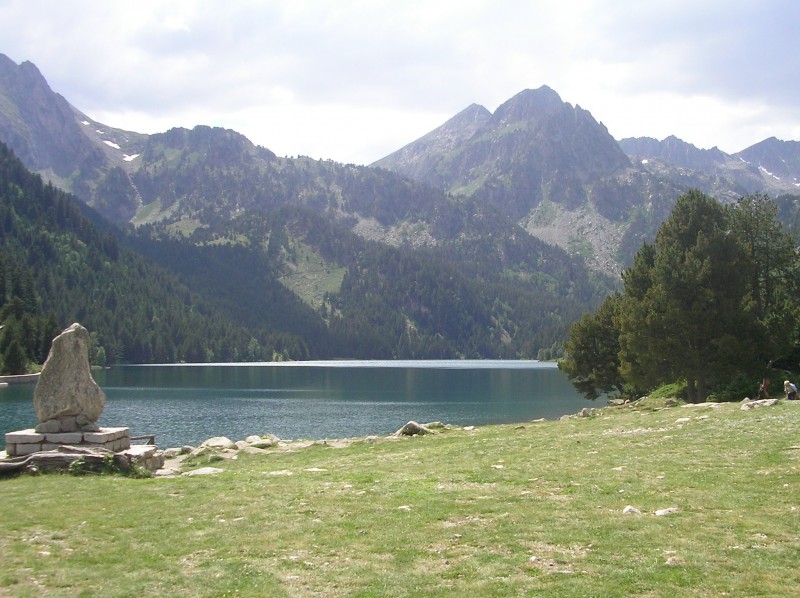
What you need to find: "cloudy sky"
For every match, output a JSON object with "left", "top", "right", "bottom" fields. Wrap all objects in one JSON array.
[{"left": 1, "top": 0, "right": 797, "bottom": 165}]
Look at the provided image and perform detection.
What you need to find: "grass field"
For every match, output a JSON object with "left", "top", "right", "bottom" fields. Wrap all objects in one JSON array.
[{"left": 2, "top": 398, "right": 799, "bottom": 597}]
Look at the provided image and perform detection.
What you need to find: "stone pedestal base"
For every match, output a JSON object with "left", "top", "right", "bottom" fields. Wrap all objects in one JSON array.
[{"left": 4, "top": 427, "right": 131, "bottom": 457}]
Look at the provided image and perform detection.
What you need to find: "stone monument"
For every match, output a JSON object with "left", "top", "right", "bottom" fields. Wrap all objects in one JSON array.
[
  {"left": 34, "top": 322, "right": 105, "bottom": 433},
  {"left": 4, "top": 323, "right": 131, "bottom": 458}
]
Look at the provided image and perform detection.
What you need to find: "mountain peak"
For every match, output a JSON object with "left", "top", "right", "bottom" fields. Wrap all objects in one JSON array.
[
  {"left": 736, "top": 137, "right": 800, "bottom": 183},
  {"left": 371, "top": 102, "right": 490, "bottom": 175},
  {"left": 490, "top": 85, "right": 565, "bottom": 126}
]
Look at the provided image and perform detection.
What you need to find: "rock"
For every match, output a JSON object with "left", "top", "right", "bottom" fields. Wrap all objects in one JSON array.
[
  {"left": 182, "top": 467, "right": 225, "bottom": 477},
  {"left": 248, "top": 438, "right": 274, "bottom": 449},
  {"left": 741, "top": 398, "right": 779, "bottom": 410},
  {"left": 664, "top": 556, "right": 684, "bottom": 566},
  {"left": 200, "top": 436, "right": 235, "bottom": 450},
  {"left": 395, "top": 421, "right": 433, "bottom": 436},
  {"left": 622, "top": 505, "right": 642, "bottom": 515},
  {"left": 35, "top": 419, "right": 61, "bottom": 434},
  {"left": 655, "top": 507, "right": 679, "bottom": 517},
  {"left": 244, "top": 435, "right": 262, "bottom": 444},
  {"left": 33, "top": 323, "right": 105, "bottom": 431},
  {"left": 154, "top": 467, "right": 181, "bottom": 478},
  {"left": 163, "top": 447, "right": 183, "bottom": 459}
]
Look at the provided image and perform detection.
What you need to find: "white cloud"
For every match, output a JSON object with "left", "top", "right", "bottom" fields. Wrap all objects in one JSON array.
[{"left": 0, "top": 0, "right": 798, "bottom": 164}]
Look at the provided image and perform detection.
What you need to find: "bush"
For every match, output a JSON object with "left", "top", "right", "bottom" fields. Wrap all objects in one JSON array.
[{"left": 648, "top": 381, "right": 688, "bottom": 401}]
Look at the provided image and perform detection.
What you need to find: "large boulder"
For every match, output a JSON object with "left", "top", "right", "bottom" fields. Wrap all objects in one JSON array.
[{"left": 33, "top": 323, "right": 105, "bottom": 432}]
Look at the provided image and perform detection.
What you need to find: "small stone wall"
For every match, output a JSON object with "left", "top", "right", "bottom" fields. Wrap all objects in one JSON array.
[{"left": 4, "top": 427, "right": 131, "bottom": 457}]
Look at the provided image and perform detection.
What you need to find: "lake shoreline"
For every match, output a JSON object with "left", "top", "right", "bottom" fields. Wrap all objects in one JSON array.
[
  {"left": 2, "top": 362, "right": 585, "bottom": 450},
  {"left": 0, "top": 373, "right": 40, "bottom": 385}
]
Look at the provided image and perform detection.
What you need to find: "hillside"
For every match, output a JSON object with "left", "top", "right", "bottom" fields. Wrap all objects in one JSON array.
[
  {"left": 0, "top": 141, "right": 313, "bottom": 367},
  {"left": 0, "top": 138, "right": 610, "bottom": 363}
]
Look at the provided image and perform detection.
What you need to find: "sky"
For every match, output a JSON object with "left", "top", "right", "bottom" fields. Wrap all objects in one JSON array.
[{"left": 1, "top": 0, "right": 798, "bottom": 165}]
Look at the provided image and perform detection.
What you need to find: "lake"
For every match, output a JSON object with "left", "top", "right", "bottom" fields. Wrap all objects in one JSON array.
[{"left": 1, "top": 360, "right": 590, "bottom": 449}]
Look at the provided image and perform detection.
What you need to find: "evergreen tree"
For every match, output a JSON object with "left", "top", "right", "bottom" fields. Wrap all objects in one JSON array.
[
  {"left": 618, "top": 190, "right": 761, "bottom": 401},
  {"left": 559, "top": 292, "right": 626, "bottom": 400},
  {"left": 2, "top": 334, "right": 27, "bottom": 374},
  {"left": 562, "top": 190, "right": 800, "bottom": 403}
]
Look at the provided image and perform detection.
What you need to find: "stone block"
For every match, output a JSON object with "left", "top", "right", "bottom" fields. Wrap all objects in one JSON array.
[
  {"left": 84, "top": 427, "right": 129, "bottom": 443},
  {"left": 13, "top": 443, "right": 42, "bottom": 456},
  {"left": 5, "top": 430, "right": 45, "bottom": 444},
  {"left": 122, "top": 446, "right": 165, "bottom": 472},
  {"left": 41, "top": 443, "right": 61, "bottom": 451},
  {"left": 35, "top": 419, "right": 62, "bottom": 433},
  {"left": 109, "top": 427, "right": 130, "bottom": 439},
  {"left": 112, "top": 438, "right": 131, "bottom": 452},
  {"left": 44, "top": 432, "right": 84, "bottom": 444}
]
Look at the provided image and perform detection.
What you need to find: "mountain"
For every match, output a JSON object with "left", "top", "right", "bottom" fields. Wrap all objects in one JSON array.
[
  {"left": 375, "top": 86, "right": 631, "bottom": 215},
  {"left": 0, "top": 55, "right": 614, "bottom": 361},
  {"left": 618, "top": 135, "right": 729, "bottom": 172},
  {"left": 618, "top": 135, "right": 800, "bottom": 195},
  {"left": 375, "top": 88, "right": 800, "bottom": 274},
  {"left": 373, "top": 103, "right": 491, "bottom": 185},
  {"left": 6, "top": 51, "right": 799, "bottom": 363},
  {"left": 0, "top": 140, "right": 315, "bottom": 367},
  {"left": 0, "top": 54, "right": 148, "bottom": 222},
  {"left": 735, "top": 137, "right": 800, "bottom": 186}
]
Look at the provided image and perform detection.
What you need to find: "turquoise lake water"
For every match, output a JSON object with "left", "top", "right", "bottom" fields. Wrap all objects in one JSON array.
[{"left": 1, "top": 360, "right": 590, "bottom": 449}]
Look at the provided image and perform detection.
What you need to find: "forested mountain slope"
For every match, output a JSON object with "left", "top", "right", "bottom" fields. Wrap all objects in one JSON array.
[
  {"left": 0, "top": 142, "right": 313, "bottom": 369},
  {"left": 0, "top": 140, "right": 611, "bottom": 366}
]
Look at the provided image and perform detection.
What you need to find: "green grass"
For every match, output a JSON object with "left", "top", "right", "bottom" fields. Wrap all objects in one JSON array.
[{"left": 3, "top": 401, "right": 799, "bottom": 596}]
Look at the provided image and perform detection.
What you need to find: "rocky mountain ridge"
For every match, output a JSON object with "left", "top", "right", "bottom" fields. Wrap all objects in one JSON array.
[
  {"left": 374, "top": 87, "right": 800, "bottom": 274},
  {"left": 2, "top": 53, "right": 799, "bottom": 280}
]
